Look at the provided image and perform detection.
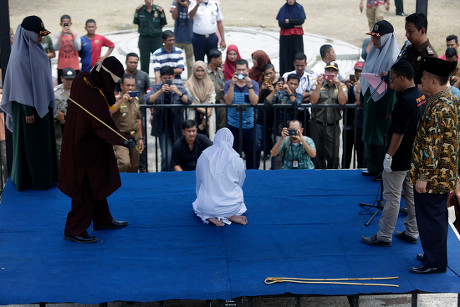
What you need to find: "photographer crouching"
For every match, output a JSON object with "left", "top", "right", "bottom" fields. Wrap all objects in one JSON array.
[{"left": 271, "top": 119, "right": 316, "bottom": 170}]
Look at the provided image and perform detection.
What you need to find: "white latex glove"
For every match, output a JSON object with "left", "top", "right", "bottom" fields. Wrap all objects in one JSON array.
[{"left": 383, "top": 153, "right": 392, "bottom": 173}]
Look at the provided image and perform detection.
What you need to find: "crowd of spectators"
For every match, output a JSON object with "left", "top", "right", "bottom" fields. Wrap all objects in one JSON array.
[{"left": 2, "top": 1, "right": 460, "bottom": 177}]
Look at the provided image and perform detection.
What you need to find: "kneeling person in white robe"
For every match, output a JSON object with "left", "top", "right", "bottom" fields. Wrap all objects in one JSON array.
[{"left": 193, "top": 128, "right": 248, "bottom": 226}]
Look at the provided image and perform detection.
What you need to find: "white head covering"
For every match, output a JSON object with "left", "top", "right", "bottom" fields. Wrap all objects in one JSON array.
[
  {"left": 202, "top": 128, "right": 239, "bottom": 179},
  {"left": 361, "top": 32, "right": 400, "bottom": 101},
  {"left": 1, "top": 25, "right": 55, "bottom": 131}
]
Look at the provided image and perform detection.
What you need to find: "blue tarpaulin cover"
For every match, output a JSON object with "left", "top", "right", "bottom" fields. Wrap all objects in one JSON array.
[{"left": 0, "top": 170, "right": 458, "bottom": 304}]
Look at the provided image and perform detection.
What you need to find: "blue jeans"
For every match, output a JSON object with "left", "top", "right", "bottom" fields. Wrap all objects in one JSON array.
[
  {"left": 159, "top": 128, "right": 174, "bottom": 171},
  {"left": 228, "top": 125, "right": 256, "bottom": 170}
]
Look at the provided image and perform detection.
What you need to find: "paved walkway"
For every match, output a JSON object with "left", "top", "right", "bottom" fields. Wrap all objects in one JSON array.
[{"left": 103, "top": 26, "right": 361, "bottom": 78}]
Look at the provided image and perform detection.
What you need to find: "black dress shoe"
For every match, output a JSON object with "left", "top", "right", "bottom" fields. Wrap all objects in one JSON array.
[
  {"left": 410, "top": 265, "right": 446, "bottom": 274},
  {"left": 361, "top": 234, "right": 392, "bottom": 247},
  {"left": 93, "top": 219, "right": 128, "bottom": 230},
  {"left": 64, "top": 233, "right": 98, "bottom": 243},
  {"left": 373, "top": 175, "right": 382, "bottom": 182},
  {"left": 362, "top": 170, "right": 377, "bottom": 177},
  {"left": 396, "top": 12, "right": 407, "bottom": 16},
  {"left": 395, "top": 231, "right": 418, "bottom": 244},
  {"left": 417, "top": 253, "right": 424, "bottom": 262}
]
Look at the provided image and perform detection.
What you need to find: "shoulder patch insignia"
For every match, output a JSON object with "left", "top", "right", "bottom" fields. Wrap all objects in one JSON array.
[{"left": 426, "top": 46, "right": 434, "bottom": 55}]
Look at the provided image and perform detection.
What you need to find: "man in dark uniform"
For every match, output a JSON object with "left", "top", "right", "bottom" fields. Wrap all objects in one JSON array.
[
  {"left": 409, "top": 58, "right": 460, "bottom": 274},
  {"left": 60, "top": 57, "right": 135, "bottom": 243},
  {"left": 134, "top": 0, "right": 167, "bottom": 74},
  {"left": 401, "top": 13, "right": 437, "bottom": 85}
]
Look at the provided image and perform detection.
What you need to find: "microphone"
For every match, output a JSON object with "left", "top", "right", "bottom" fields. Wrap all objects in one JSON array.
[{"left": 396, "top": 40, "right": 411, "bottom": 62}]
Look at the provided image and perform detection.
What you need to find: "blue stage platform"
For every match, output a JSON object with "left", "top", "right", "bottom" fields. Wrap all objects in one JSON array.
[{"left": 0, "top": 170, "right": 459, "bottom": 304}]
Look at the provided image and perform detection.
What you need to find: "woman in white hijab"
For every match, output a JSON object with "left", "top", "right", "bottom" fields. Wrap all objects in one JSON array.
[
  {"left": 360, "top": 20, "right": 399, "bottom": 179},
  {"left": 193, "top": 128, "right": 248, "bottom": 226}
]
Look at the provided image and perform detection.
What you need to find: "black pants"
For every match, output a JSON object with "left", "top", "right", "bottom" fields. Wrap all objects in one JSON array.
[
  {"left": 342, "top": 127, "right": 365, "bottom": 169},
  {"left": 279, "top": 35, "right": 304, "bottom": 76},
  {"left": 228, "top": 125, "right": 256, "bottom": 169},
  {"left": 192, "top": 33, "right": 218, "bottom": 62},
  {"left": 395, "top": 0, "right": 404, "bottom": 14},
  {"left": 414, "top": 190, "right": 449, "bottom": 268}
]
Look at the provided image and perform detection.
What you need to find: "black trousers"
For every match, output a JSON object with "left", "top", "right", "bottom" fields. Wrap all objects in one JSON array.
[
  {"left": 414, "top": 190, "right": 449, "bottom": 268},
  {"left": 395, "top": 0, "right": 404, "bottom": 14},
  {"left": 279, "top": 35, "right": 304, "bottom": 76}
]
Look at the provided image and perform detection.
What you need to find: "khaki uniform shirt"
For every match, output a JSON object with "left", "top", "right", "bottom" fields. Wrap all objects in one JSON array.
[
  {"left": 207, "top": 66, "right": 225, "bottom": 104},
  {"left": 453, "top": 61, "right": 460, "bottom": 79},
  {"left": 410, "top": 89, "right": 460, "bottom": 193},
  {"left": 311, "top": 81, "right": 347, "bottom": 124},
  {"left": 112, "top": 97, "right": 141, "bottom": 137},
  {"left": 54, "top": 83, "right": 70, "bottom": 124}
]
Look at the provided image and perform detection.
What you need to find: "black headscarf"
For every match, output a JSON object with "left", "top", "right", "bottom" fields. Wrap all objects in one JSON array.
[{"left": 87, "top": 56, "right": 124, "bottom": 106}]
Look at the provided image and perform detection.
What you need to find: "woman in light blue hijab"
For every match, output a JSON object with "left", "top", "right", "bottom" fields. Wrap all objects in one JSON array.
[{"left": 1, "top": 16, "right": 58, "bottom": 191}]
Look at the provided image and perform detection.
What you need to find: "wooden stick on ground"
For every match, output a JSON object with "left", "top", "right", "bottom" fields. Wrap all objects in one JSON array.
[{"left": 264, "top": 276, "right": 399, "bottom": 287}]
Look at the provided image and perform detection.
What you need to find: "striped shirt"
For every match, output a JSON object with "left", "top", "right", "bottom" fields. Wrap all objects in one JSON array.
[{"left": 152, "top": 46, "right": 185, "bottom": 79}]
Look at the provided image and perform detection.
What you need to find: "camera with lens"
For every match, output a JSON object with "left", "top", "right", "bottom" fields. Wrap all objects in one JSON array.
[
  {"left": 288, "top": 129, "right": 297, "bottom": 136},
  {"left": 236, "top": 73, "right": 247, "bottom": 80}
]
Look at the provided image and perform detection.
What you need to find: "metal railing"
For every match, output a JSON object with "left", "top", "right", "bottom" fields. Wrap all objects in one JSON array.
[{"left": 140, "top": 103, "right": 362, "bottom": 172}]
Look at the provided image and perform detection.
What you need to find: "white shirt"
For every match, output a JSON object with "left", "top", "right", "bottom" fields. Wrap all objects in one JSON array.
[
  {"left": 282, "top": 70, "right": 316, "bottom": 95},
  {"left": 188, "top": 0, "right": 223, "bottom": 35}
]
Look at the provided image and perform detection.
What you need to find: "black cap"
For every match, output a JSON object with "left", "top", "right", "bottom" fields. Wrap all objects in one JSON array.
[
  {"left": 21, "top": 16, "right": 50, "bottom": 36},
  {"left": 367, "top": 20, "right": 394, "bottom": 37},
  {"left": 422, "top": 58, "right": 456, "bottom": 78},
  {"left": 325, "top": 61, "right": 339, "bottom": 71},
  {"left": 62, "top": 68, "right": 76, "bottom": 79}
]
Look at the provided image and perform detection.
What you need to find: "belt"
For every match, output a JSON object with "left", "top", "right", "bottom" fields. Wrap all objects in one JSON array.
[
  {"left": 193, "top": 32, "right": 215, "bottom": 38},
  {"left": 122, "top": 130, "right": 137, "bottom": 137}
]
